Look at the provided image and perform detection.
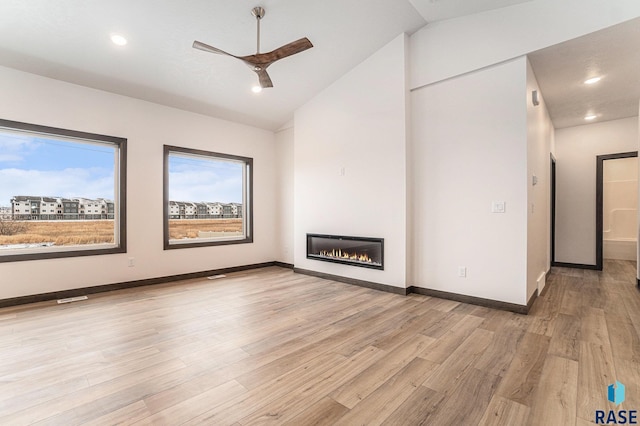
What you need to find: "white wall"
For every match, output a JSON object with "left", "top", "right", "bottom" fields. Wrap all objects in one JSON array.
[
  {"left": 526, "top": 58, "right": 555, "bottom": 299},
  {"left": 293, "top": 34, "right": 409, "bottom": 288},
  {"left": 555, "top": 117, "right": 639, "bottom": 265},
  {"left": 410, "top": 57, "right": 528, "bottom": 305},
  {"left": 275, "top": 126, "right": 294, "bottom": 265},
  {"left": 0, "top": 65, "right": 277, "bottom": 300},
  {"left": 409, "top": 0, "right": 640, "bottom": 89}
]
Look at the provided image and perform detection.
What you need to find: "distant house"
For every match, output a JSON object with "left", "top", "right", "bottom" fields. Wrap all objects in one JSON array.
[
  {"left": 206, "top": 202, "right": 224, "bottom": 218},
  {"left": 169, "top": 201, "right": 180, "bottom": 219},
  {"left": 221, "top": 203, "right": 234, "bottom": 218},
  {"left": 0, "top": 206, "right": 11, "bottom": 219},
  {"left": 61, "top": 198, "right": 79, "bottom": 220},
  {"left": 230, "top": 203, "right": 243, "bottom": 218},
  {"left": 169, "top": 201, "right": 197, "bottom": 219},
  {"left": 195, "top": 202, "right": 208, "bottom": 218}
]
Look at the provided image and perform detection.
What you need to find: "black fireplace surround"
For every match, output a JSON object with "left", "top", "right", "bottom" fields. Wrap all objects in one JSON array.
[{"left": 306, "top": 234, "right": 384, "bottom": 270}]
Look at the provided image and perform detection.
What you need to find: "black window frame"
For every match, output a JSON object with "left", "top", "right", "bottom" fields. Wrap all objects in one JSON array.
[
  {"left": 0, "top": 118, "right": 127, "bottom": 263},
  {"left": 163, "top": 145, "right": 253, "bottom": 250}
]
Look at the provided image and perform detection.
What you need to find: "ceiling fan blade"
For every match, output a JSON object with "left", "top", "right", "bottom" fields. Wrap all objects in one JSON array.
[
  {"left": 192, "top": 40, "right": 238, "bottom": 58},
  {"left": 269, "top": 38, "right": 314, "bottom": 61},
  {"left": 254, "top": 68, "right": 273, "bottom": 88},
  {"left": 241, "top": 38, "right": 313, "bottom": 67}
]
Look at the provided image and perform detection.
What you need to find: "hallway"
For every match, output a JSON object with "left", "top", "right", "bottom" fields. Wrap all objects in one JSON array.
[{"left": 521, "top": 259, "right": 639, "bottom": 424}]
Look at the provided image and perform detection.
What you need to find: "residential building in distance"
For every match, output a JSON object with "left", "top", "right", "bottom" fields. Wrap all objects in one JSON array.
[
  {"left": 168, "top": 200, "right": 243, "bottom": 219},
  {"left": 11, "top": 196, "right": 242, "bottom": 220},
  {"left": 10, "top": 196, "right": 114, "bottom": 220},
  {"left": 0, "top": 206, "right": 11, "bottom": 219}
]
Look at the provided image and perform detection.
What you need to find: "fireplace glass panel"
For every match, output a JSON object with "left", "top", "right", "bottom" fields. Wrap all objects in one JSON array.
[{"left": 306, "top": 234, "right": 384, "bottom": 270}]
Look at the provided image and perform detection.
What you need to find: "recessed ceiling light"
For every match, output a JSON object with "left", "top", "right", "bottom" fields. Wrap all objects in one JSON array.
[
  {"left": 251, "top": 85, "right": 262, "bottom": 94},
  {"left": 584, "top": 114, "right": 598, "bottom": 121},
  {"left": 584, "top": 76, "right": 602, "bottom": 85},
  {"left": 110, "top": 34, "right": 128, "bottom": 46}
]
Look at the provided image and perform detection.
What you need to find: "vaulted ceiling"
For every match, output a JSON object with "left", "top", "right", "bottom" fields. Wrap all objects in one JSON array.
[
  {"left": 0, "top": 1, "right": 637, "bottom": 131},
  {"left": 0, "top": 1, "right": 425, "bottom": 131}
]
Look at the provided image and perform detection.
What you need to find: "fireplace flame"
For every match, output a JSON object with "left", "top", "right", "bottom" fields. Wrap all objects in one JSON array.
[{"left": 319, "top": 248, "right": 374, "bottom": 263}]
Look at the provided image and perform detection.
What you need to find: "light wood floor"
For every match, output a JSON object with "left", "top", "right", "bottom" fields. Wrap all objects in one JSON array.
[{"left": 0, "top": 260, "right": 638, "bottom": 425}]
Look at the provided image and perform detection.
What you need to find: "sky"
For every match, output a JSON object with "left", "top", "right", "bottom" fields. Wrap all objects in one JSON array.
[
  {"left": 0, "top": 131, "right": 244, "bottom": 207},
  {"left": 169, "top": 153, "right": 243, "bottom": 203},
  {"left": 0, "top": 132, "right": 115, "bottom": 207}
]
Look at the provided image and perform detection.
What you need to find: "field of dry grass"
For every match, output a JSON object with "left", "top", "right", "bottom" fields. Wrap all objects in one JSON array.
[
  {"left": 169, "top": 219, "right": 242, "bottom": 239},
  {"left": 0, "top": 219, "right": 243, "bottom": 246},
  {"left": 0, "top": 221, "right": 115, "bottom": 246}
]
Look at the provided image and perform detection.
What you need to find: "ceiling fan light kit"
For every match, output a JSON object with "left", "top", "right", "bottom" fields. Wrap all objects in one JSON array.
[{"left": 193, "top": 6, "right": 313, "bottom": 90}]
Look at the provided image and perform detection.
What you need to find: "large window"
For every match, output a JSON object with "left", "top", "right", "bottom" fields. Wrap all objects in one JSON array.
[
  {"left": 0, "top": 119, "right": 126, "bottom": 262},
  {"left": 164, "top": 145, "right": 252, "bottom": 249}
]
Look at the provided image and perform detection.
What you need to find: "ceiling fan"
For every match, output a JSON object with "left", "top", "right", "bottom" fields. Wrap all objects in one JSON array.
[{"left": 193, "top": 6, "right": 313, "bottom": 89}]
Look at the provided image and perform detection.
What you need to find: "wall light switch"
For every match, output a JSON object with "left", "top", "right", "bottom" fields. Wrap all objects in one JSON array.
[
  {"left": 458, "top": 266, "right": 467, "bottom": 278},
  {"left": 492, "top": 201, "right": 506, "bottom": 213}
]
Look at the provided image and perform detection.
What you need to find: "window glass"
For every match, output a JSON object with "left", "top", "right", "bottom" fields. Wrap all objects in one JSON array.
[
  {"left": 164, "top": 145, "right": 252, "bottom": 248},
  {"left": 0, "top": 119, "right": 126, "bottom": 262}
]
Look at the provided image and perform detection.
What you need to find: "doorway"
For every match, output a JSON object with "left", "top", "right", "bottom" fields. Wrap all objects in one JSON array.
[
  {"left": 596, "top": 151, "right": 638, "bottom": 271},
  {"left": 550, "top": 154, "right": 556, "bottom": 265}
]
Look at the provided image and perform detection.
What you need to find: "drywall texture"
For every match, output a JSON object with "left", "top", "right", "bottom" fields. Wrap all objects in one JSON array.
[
  {"left": 526, "top": 58, "right": 555, "bottom": 299},
  {"left": 409, "top": 0, "right": 640, "bottom": 88},
  {"left": 293, "top": 34, "right": 408, "bottom": 288},
  {"left": 275, "top": 126, "right": 294, "bottom": 265},
  {"left": 555, "top": 117, "right": 639, "bottom": 265},
  {"left": 410, "top": 57, "right": 528, "bottom": 305},
  {"left": 0, "top": 65, "right": 277, "bottom": 300}
]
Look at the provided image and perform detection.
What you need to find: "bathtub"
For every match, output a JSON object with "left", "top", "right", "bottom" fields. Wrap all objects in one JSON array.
[
  {"left": 603, "top": 208, "right": 637, "bottom": 261},
  {"left": 603, "top": 237, "right": 637, "bottom": 261}
]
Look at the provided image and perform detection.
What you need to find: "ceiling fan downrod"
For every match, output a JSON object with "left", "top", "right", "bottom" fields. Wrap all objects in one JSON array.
[{"left": 251, "top": 7, "right": 265, "bottom": 54}]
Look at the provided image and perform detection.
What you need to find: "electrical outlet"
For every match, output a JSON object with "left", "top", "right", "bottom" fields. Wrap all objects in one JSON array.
[
  {"left": 491, "top": 201, "right": 506, "bottom": 213},
  {"left": 458, "top": 266, "right": 467, "bottom": 278},
  {"left": 128, "top": 257, "right": 135, "bottom": 267}
]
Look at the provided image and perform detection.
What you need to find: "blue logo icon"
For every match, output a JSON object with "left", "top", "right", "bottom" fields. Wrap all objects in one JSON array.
[{"left": 608, "top": 381, "right": 626, "bottom": 405}]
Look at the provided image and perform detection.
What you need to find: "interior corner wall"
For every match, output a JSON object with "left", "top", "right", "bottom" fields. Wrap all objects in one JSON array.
[
  {"left": 410, "top": 57, "right": 528, "bottom": 305},
  {"left": 526, "top": 58, "right": 554, "bottom": 300},
  {"left": 554, "top": 117, "right": 639, "bottom": 266},
  {"left": 275, "top": 126, "right": 294, "bottom": 265},
  {"left": 0, "top": 65, "right": 278, "bottom": 301},
  {"left": 293, "top": 33, "right": 408, "bottom": 288},
  {"left": 409, "top": 0, "right": 640, "bottom": 89}
]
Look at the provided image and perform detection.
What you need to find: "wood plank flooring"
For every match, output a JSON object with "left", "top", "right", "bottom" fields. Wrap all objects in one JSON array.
[{"left": 0, "top": 259, "right": 638, "bottom": 425}]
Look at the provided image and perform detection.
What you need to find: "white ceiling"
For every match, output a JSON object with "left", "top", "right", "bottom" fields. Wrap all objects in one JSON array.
[
  {"left": 408, "top": 0, "right": 532, "bottom": 23},
  {"left": 0, "top": 1, "right": 637, "bottom": 131},
  {"left": 528, "top": 17, "right": 640, "bottom": 129},
  {"left": 0, "top": 0, "right": 426, "bottom": 131}
]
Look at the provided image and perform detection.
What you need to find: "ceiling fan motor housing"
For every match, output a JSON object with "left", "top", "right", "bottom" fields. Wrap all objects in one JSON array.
[{"left": 252, "top": 7, "right": 265, "bottom": 20}]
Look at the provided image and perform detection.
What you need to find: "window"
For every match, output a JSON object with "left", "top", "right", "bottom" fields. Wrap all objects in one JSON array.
[
  {"left": 164, "top": 145, "right": 252, "bottom": 249},
  {"left": 0, "top": 119, "right": 126, "bottom": 262}
]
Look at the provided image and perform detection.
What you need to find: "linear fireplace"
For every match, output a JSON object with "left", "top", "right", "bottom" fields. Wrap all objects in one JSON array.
[{"left": 306, "top": 234, "right": 384, "bottom": 270}]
